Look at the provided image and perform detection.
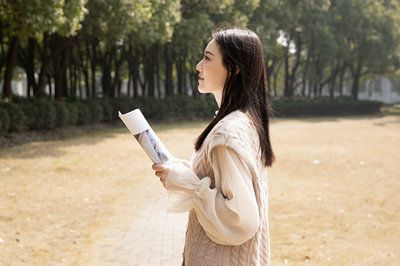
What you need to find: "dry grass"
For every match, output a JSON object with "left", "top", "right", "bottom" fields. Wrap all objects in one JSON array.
[{"left": 0, "top": 116, "right": 399, "bottom": 265}]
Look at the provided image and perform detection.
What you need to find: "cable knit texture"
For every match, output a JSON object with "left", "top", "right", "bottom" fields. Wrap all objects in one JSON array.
[{"left": 183, "top": 110, "right": 270, "bottom": 266}]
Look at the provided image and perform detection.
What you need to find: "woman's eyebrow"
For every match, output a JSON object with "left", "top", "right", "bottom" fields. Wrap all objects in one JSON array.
[{"left": 204, "top": 50, "right": 215, "bottom": 56}]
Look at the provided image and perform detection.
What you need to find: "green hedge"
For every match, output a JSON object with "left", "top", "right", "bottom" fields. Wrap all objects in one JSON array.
[
  {"left": 0, "top": 107, "right": 10, "bottom": 135},
  {"left": 272, "top": 97, "right": 383, "bottom": 117},
  {"left": 0, "top": 102, "right": 26, "bottom": 132},
  {"left": 0, "top": 95, "right": 385, "bottom": 134}
]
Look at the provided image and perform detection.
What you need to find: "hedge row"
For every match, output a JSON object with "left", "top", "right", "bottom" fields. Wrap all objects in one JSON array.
[
  {"left": 0, "top": 95, "right": 383, "bottom": 135},
  {"left": 0, "top": 95, "right": 217, "bottom": 135},
  {"left": 272, "top": 97, "right": 383, "bottom": 117}
]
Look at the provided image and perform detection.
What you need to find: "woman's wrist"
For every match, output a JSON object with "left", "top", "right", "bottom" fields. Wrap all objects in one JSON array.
[{"left": 166, "top": 161, "right": 199, "bottom": 191}]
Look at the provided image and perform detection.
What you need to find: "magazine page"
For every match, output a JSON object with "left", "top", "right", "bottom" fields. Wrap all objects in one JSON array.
[{"left": 119, "top": 109, "right": 173, "bottom": 164}]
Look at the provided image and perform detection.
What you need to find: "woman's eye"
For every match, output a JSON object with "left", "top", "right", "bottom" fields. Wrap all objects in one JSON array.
[{"left": 203, "top": 56, "right": 209, "bottom": 60}]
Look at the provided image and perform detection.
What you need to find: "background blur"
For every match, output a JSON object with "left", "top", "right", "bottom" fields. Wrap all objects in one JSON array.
[
  {"left": 1, "top": 1, "right": 400, "bottom": 265},
  {"left": 1, "top": 0, "right": 400, "bottom": 103},
  {"left": 2, "top": 0, "right": 400, "bottom": 134}
]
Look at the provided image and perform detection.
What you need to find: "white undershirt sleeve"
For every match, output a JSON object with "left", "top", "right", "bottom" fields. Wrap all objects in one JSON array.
[{"left": 165, "top": 145, "right": 259, "bottom": 245}]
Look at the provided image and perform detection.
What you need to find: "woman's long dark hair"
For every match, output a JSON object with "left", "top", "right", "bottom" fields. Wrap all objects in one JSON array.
[{"left": 195, "top": 26, "right": 275, "bottom": 167}]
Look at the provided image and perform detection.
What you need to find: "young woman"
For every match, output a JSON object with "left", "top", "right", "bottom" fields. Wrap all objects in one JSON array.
[{"left": 152, "top": 26, "right": 275, "bottom": 266}]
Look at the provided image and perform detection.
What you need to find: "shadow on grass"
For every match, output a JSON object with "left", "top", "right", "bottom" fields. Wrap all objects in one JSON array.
[
  {"left": 2, "top": 112, "right": 398, "bottom": 159},
  {"left": 0, "top": 120, "right": 208, "bottom": 159},
  {"left": 272, "top": 111, "right": 400, "bottom": 124}
]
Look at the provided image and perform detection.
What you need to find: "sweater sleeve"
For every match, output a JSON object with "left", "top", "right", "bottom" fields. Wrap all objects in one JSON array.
[{"left": 165, "top": 145, "right": 259, "bottom": 246}]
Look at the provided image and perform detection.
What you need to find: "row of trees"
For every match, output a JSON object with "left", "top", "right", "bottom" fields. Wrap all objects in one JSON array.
[{"left": 1, "top": 0, "right": 400, "bottom": 102}]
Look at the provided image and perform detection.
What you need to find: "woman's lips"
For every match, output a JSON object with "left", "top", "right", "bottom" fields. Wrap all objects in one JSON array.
[{"left": 198, "top": 76, "right": 204, "bottom": 82}]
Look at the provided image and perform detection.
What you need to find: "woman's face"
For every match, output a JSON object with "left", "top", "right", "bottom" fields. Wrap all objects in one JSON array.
[{"left": 196, "top": 39, "right": 228, "bottom": 105}]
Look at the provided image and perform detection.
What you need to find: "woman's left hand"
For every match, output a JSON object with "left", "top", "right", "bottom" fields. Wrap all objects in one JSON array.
[
  {"left": 152, "top": 160, "right": 191, "bottom": 188},
  {"left": 152, "top": 163, "right": 170, "bottom": 188}
]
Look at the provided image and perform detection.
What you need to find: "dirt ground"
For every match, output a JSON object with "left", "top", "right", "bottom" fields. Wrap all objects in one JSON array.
[{"left": 0, "top": 115, "right": 399, "bottom": 265}]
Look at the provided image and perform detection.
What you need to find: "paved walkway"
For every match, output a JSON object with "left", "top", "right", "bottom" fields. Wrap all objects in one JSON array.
[{"left": 91, "top": 181, "right": 188, "bottom": 266}]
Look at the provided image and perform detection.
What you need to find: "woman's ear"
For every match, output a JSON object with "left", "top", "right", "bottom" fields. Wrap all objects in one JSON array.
[{"left": 235, "top": 65, "right": 240, "bottom": 75}]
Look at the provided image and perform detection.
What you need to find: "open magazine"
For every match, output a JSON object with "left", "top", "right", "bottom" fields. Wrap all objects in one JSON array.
[{"left": 119, "top": 109, "right": 173, "bottom": 164}]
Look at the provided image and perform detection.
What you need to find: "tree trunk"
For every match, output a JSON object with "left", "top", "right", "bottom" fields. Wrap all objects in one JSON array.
[
  {"left": 52, "top": 35, "right": 68, "bottom": 100},
  {"left": 339, "top": 66, "right": 345, "bottom": 96},
  {"left": 47, "top": 73, "right": 52, "bottom": 97},
  {"left": 78, "top": 40, "right": 90, "bottom": 98},
  {"left": 37, "top": 33, "right": 73, "bottom": 97},
  {"left": 90, "top": 39, "right": 97, "bottom": 97},
  {"left": 17, "top": 37, "right": 37, "bottom": 98},
  {"left": 351, "top": 60, "right": 362, "bottom": 100},
  {"left": 284, "top": 45, "right": 290, "bottom": 97},
  {"left": 164, "top": 44, "right": 173, "bottom": 96},
  {"left": 26, "top": 37, "right": 36, "bottom": 97},
  {"left": 2, "top": 36, "right": 20, "bottom": 101},
  {"left": 302, "top": 50, "right": 311, "bottom": 97},
  {"left": 190, "top": 72, "right": 199, "bottom": 98},
  {"left": 177, "top": 60, "right": 184, "bottom": 95},
  {"left": 156, "top": 52, "right": 161, "bottom": 98},
  {"left": 329, "top": 61, "right": 340, "bottom": 100},
  {"left": 0, "top": 20, "right": 6, "bottom": 84},
  {"left": 102, "top": 62, "right": 112, "bottom": 98},
  {"left": 132, "top": 46, "right": 139, "bottom": 98},
  {"left": 146, "top": 45, "right": 156, "bottom": 97},
  {"left": 351, "top": 73, "right": 360, "bottom": 100},
  {"left": 330, "top": 74, "right": 335, "bottom": 100},
  {"left": 112, "top": 46, "right": 125, "bottom": 97}
]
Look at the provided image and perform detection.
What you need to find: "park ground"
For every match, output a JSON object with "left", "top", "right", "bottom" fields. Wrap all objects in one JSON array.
[{"left": 0, "top": 115, "right": 399, "bottom": 265}]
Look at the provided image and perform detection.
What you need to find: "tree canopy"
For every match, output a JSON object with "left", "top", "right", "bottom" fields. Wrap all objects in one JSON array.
[{"left": 1, "top": 0, "right": 399, "bottom": 101}]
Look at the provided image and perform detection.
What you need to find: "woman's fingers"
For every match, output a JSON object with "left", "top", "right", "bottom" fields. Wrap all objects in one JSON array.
[
  {"left": 152, "top": 163, "right": 170, "bottom": 188},
  {"left": 181, "top": 160, "right": 191, "bottom": 168},
  {"left": 155, "top": 170, "right": 166, "bottom": 178},
  {"left": 152, "top": 163, "right": 166, "bottom": 171}
]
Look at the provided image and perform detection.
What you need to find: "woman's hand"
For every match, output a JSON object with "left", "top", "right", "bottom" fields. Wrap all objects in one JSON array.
[
  {"left": 152, "top": 163, "right": 170, "bottom": 188},
  {"left": 152, "top": 160, "right": 191, "bottom": 188}
]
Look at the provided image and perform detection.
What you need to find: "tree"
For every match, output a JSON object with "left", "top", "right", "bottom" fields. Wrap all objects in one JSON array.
[
  {"left": 333, "top": 0, "right": 400, "bottom": 99},
  {"left": 0, "top": 0, "right": 87, "bottom": 101}
]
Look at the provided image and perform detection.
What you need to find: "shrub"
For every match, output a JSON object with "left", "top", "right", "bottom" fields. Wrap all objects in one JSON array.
[
  {"left": 84, "top": 99, "right": 103, "bottom": 123},
  {"left": 0, "top": 107, "right": 10, "bottom": 135},
  {"left": 36, "top": 99, "right": 57, "bottom": 129},
  {"left": 66, "top": 103, "right": 79, "bottom": 125},
  {"left": 108, "top": 97, "right": 133, "bottom": 121},
  {"left": 53, "top": 101, "right": 70, "bottom": 127},
  {"left": 271, "top": 97, "right": 382, "bottom": 117},
  {"left": 0, "top": 102, "right": 26, "bottom": 132},
  {"left": 98, "top": 98, "right": 113, "bottom": 122},
  {"left": 18, "top": 99, "right": 57, "bottom": 130},
  {"left": 75, "top": 102, "right": 92, "bottom": 125},
  {"left": 20, "top": 102, "right": 38, "bottom": 130}
]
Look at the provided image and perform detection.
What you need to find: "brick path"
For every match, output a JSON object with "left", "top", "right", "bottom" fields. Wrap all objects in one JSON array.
[{"left": 90, "top": 181, "right": 188, "bottom": 266}]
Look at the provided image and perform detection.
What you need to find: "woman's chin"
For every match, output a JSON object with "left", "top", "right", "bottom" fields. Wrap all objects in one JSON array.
[{"left": 197, "top": 87, "right": 209, "bottom": 94}]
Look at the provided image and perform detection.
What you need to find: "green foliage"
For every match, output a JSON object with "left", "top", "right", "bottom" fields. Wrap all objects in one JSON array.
[
  {"left": 0, "top": 96, "right": 387, "bottom": 134},
  {"left": 0, "top": 102, "right": 26, "bottom": 132},
  {"left": 75, "top": 102, "right": 92, "bottom": 125},
  {"left": 108, "top": 97, "right": 136, "bottom": 121},
  {"left": 66, "top": 103, "right": 79, "bottom": 125},
  {"left": 19, "top": 99, "right": 57, "bottom": 130},
  {"left": 0, "top": 108, "right": 10, "bottom": 135},
  {"left": 271, "top": 97, "right": 382, "bottom": 116},
  {"left": 53, "top": 102, "right": 70, "bottom": 127},
  {"left": 36, "top": 99, "right": 57, "bottom": 129},
  {"left": 98, "top": 99, "right": 113, "bottom": 122},
  {"left": 84, "top": 99, "right": 103, "bottom": 123},
  {"left": 0, "top": 0, "right": 87, "bottom": 38}
]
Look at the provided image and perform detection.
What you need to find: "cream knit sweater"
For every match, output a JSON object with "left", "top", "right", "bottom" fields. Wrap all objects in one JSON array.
[{"left": 165, "top": 110, "right": 270, "bottom": 266}]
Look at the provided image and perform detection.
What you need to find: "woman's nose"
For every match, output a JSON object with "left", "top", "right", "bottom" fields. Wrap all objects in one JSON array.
[{"left": 196, "top": 61, "right": 202, "bottom": 72}]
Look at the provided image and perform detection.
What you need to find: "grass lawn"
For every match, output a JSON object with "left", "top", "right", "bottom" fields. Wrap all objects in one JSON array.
[{"left": 0, "top": 115, "right": 399, "bottom": 265}]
